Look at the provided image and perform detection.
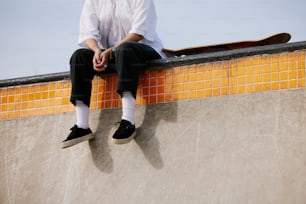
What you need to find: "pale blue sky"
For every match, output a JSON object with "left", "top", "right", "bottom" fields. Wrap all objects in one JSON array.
[{"left": 0, "top": 0, "right": 305, "bottom": 80}]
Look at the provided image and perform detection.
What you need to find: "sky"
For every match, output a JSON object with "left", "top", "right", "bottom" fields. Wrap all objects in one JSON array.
[{"left": 0, "top": 0, "right": 305, "bottom": 80}]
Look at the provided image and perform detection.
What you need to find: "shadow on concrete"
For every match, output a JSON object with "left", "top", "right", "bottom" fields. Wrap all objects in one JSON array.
[
  {"left": 135, "top": 102, "right": 177, "bottom": 169},
  {"left": 88, "top": 99, "right": 177, "bottom": 171},
  {"left": 88, "top": 110, "right": 117, "bottom": 174}
]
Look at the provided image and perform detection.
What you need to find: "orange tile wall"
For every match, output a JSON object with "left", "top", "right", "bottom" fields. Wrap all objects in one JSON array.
[{"left": 1, "top": 50, "right": 305, "bottom": 120}]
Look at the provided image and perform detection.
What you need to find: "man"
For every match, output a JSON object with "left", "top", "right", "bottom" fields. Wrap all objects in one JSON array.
[{"left": 62, "top": 0, "right": 165, "bottom": 148}]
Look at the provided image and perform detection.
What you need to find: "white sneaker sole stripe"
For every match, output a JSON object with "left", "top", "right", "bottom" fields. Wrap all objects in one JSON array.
[{"left": 112, "top": 131, "right": 136, "bottom": 145}]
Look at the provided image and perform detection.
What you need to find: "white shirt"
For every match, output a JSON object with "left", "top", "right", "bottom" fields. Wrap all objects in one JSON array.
[{"left": 78, "top": 0, "right": 165, "bottom": 58}]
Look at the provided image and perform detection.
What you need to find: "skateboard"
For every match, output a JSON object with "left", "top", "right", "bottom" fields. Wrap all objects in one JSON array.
[{"left": 162, "top": 32, "right": 291, "bottom": 57}]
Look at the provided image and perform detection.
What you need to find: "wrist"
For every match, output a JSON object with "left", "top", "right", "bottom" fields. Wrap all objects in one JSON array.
[
  {"left": 92, "top": 47, "right": 101, "bottom": 53},
  {"left": 109, "top": 47, "right": 116, "bottom": 61}
]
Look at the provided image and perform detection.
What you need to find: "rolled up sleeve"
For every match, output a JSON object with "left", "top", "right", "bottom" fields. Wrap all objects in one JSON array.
[
  {"left": 78, "top": 0, "right": 100, "bottom": 47},
  {"left": 129, "top": 0, "right": 157, "bottom": 42}
]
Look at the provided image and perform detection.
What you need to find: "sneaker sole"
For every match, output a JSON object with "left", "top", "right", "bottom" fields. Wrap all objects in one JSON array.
[
  {"left": 61, "top": 133, "right": 94, "bottom": 149},
  {"left": 112, "top": 130, "right": 136, "bottom": 145}
]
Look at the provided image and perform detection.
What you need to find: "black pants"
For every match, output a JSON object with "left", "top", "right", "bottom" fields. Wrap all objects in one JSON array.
[{"left": 70, "top": 41, "right": 162, "bottom": 107}]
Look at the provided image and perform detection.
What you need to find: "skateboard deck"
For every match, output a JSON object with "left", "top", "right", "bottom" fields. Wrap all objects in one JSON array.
[{"left": 162, "top": 32, "right": 291, "bottom": 57}]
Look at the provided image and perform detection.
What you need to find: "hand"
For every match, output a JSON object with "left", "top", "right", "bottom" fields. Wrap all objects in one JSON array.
[
  {"left": 93, "top": 49, "right": 111, "bottom": 72},
  {"left": 100, "top": 48, "right": 112, "bottom": 68},
  {"left": 93, "top": 49, "right": 104, "bottom": 72}
]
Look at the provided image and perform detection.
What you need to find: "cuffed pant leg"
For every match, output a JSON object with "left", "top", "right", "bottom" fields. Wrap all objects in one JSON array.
[
  {"left": 69, "top": 48, "right": 95, "bottom": 107},
  {"left": 114, "top": 42, "right": 162, "bottom": 99}
]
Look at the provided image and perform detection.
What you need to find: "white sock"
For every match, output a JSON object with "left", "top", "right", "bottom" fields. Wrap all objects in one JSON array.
[
  {"left": 121, "top": 92, "right": 135, "bottom": 125},
  {"left": 75, "top": 100, "right": 90, "bottom": 129}
]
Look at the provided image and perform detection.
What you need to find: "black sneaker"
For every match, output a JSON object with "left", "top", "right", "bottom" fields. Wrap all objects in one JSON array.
[
  {"left": 62, "top": 125, "right": 94, "bottom": 149},
  {"left": 112, "top": 120, "right": 136, "bottom": 144}
]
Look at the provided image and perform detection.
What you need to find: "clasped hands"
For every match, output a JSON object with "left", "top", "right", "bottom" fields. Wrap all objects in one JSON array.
[{"left": 93, "top": 48, "right": 112, "bottom": 72}]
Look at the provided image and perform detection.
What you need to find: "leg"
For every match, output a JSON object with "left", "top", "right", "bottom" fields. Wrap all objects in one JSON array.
[
  {"left": 62, "top": 48, "right": 96, "bottom": 148},
  {"left": 70, "top": 48, "right": 114, "bottom": 106},
  {"left": 114, "top": 41, "right": 162, "bottom": 98},
  {"left": 112, "top": 42, "right": 162, "bottom": 144},
  {"left": 70, "top": 48, "right": 96, "bottom": 107}
]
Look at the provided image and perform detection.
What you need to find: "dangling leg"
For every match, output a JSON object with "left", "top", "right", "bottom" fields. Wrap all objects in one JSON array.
[
  {"left": 62, "top": 49, "right": 96, "bottom": 149},
  {"left": 112, "top": 42, "right": 162, "bottom": 144}
]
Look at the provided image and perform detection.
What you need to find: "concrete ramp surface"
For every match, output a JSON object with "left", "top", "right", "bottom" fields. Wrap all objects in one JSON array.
[{"left": 1, "top": 89, "right": 306, "bottom": 204}]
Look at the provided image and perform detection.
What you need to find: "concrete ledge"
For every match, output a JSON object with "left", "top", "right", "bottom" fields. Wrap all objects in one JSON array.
[
  {"left": 1, "top": 41, "right": 306, "bottom": 88},
  {"left": 1, "top": 89, "right": 306, "bottom": 203}
]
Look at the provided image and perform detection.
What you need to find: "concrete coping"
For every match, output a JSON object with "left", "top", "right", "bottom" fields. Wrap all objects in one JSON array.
[{"left": 1, "top": 41, "right": 306, "bottom": 88}]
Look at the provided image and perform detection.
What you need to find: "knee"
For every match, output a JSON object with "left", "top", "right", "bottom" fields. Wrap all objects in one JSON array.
[
  {"left": 70, "top": 48, "right": 92, "bottom": 65},
  {"left": 116, "top": 41, "right": 137, "bottom": 54}
]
